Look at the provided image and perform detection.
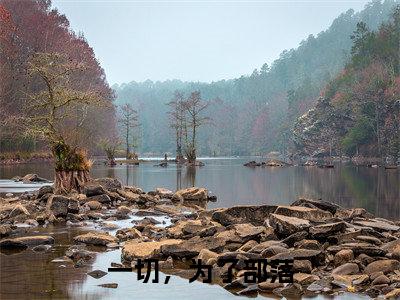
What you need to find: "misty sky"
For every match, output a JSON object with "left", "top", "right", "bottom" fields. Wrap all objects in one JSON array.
[{"left": 52, "top": 0, "right": 370, "bottom": 85}]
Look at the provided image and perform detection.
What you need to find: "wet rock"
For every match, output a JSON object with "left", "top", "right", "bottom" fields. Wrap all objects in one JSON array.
[
  {"left": 327, "top": 242, "right": 386, "bottom": 257},
  {"left": 332, "top": 263, "right": 359, "bottom": 275},
  {"left": 335, "top": 208, "right": 374, "bottom": 219},
  {"left": 237, "top": 284, "right": 258, "bottom": 296},
  {"left": 137, "top": 194, "right": 158, "bottom": 205},
  {"left": 294, "top": 239, "right": 320, "bottom": 250},
  {"left": 334, "top": 249, "right": 354, "bottom": 267},
  {"left": 353, "top": 220, "right": 400, "bottom": 232},
  {"left": 291, "top": 198, "right": 340, "bottom": 214},
  {"left": 85, "top": 200, "right": 102, "bottom": 210},
  {"left": 8, "top": 204, "right": 30, "bottom": 218},
  {"left": 116, "top": 189, "right": 140, "bottom": 202},
  {"left": 365, "top": 260, "right": 400, "bottom": 275},
  {"left": 74, "top": 232, "right": 118, "bottom": 246},
  {"left": 65, "top": 246, "right": 95, "bottom": 261},
  {"left": 372, "top": 275, "right": 390, "bottom": 285},
  {"left": 230, "top": 223, "right": 265, "bottom": 242},
  {"left": 307, "top": 277, "right": 333, "bottom": 293},
  {"left": 0, "top": 235, "right": 54, "bottom": 249},
  {"left": 385, "top": 288, "right": 400, "bottom": 299},
  {"left": 172, "top": 187, "right": 208, "bottom": 202},
  {"left": 37, "top": 185, "right": 54, "bottom": 198},
  {"left": 161, "top": 236, "right": 226, "bottom": 258},
  {"left": 67, "top": 199, "right": 79, "bottom": 214},
  {"left": 273, "top": 283, "right": 303, "bottom": 297},
  {"left": 260, "top": 245, "right": 288, "bottom": 258},
  {"left": 258, "top": 281, "right": 283, "bottom": 291},
  {"left": 270, "top": 249, "right": 325, "bottom": 267},
  {"left": 0, "top": 224, "right": 13, "bottom": 237},
  {"left": 293, "top": 259, "right": 313, "bottom": 273},
  {"left": 239, "top": 240, "right": 258, "bottom": 252},
  {"left": 355, "top": 235, "right": 382, "bottom": 245},
  {"left": 116, "top": 205, "right": 131, "bottom": 216},
  {"left": 294, "top": 273, "right": 320, "bottom": 285},
  {"left": 274, "top": 205, "right": 332, "bottom": 222},
  {"left": 46, "top": 195, "right": 70, "bottom": 217},
  {"left": 309, "top": 221, "right": 346, "bottom": 238},
  {"left": 268, "top": 213, "right": 310, "bottom": 236},
  {"left": 98, "top": 283, "right": 118, "bottom": 288},
  {"left": 82, "top": 183, "right": 106, "bottom": 197},
  {"left": 32, "top": 244, "right": 52, "bottom": 252},
  {"left": 282, "top": 231, "right": 308, "bottom": 247},
  {"left": 21, "top": 174, "right": 50, "bottom": 183},
  {"left": 248, "top": 241, "right": 286, "bottom": 254},
  {"left": 198, "top": 249, "right": 218, "bottom": 264},
  {"left": 93, "top": 178, "right": 122, "bottom": 192},
  {"left": 243, "top": 161, "right": 261, "bottom": 167},
  {"left": 212, "top": 205, "right": 277, "bottom": 226},
  {"left": 86, "top": 194, "right": 111, "bottom": 204},
  {"left": 88, "top": 269, "right": 108, "bottom": 279},
  {"left": 155, "top": 188, "right": 173, "bottom": 199},
  {"left": 116, "top": 228, "right": 142, "bottom": 241},
  {"left": 122, "top": 239, "right": 182, "bottom": 260}
]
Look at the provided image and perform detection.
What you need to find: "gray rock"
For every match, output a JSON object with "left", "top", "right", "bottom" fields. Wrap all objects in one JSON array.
[{"left": 212, "top": 205, "right": 277, "bottom": 226}]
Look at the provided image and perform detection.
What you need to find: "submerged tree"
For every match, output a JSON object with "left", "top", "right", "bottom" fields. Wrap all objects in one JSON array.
[
  {"left": 183, "top": 91, "right": 210, "bottom": 163},
  {"left": 25, "top": 52, "right": 109, "bottom": 193},
  {"left": 118, "top": 103, "right": 139, "bottom": 159},
  {"left": 99, "top": 136, "right": 121, "bottom": 166},
  {"left": 167, "top": 91, "right": 186, "bottom": 162}
]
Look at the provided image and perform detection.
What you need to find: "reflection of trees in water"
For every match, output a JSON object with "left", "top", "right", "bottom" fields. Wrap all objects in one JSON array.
[
  {"left": 296, "top": 165, "right": 399, "bottom": 219},
  {"left": 184, "top": 166, "right": 196, "bottom": 188}
]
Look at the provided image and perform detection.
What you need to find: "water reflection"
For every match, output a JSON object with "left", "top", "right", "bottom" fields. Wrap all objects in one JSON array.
[{"left": 0, "top": 158, "right": 399, "bottom": 219}]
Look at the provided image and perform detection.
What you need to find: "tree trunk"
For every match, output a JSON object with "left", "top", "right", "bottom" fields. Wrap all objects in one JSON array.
[{"left": 54, "top": 170, "right": 90, "bottom": 194}]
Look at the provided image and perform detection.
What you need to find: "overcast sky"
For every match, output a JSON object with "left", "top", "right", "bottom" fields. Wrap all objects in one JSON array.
[{"left": 52, "top": 0, "right": 370, "bottom": 85}]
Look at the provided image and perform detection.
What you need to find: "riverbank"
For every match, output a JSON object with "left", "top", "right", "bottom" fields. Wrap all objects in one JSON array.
[{"left": 1, "top": 177, "right": 400, "bottom": 299}]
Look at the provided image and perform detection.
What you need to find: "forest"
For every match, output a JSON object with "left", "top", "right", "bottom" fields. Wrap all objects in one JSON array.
[
  {"left": 113, "top": 0, "right": 399, "bottom": 157},
  {"left": 0, "top": 0, "right": 399, "bottom": 161}
]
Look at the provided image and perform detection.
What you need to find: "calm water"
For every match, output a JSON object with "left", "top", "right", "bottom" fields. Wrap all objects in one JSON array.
[
  {"left": 1, "top": 157, "right": 392, "bottom": 299},
  {"left": 0, "top": 157, "right": 399, "bottom": 219}
]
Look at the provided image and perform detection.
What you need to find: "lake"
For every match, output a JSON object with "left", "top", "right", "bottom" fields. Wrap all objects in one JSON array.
[
  {"left": 1, "top": 157, "right": 399, "bottom": 219},
  {"left": 0, "top": 157, "right": 398, "bottom": 299}
]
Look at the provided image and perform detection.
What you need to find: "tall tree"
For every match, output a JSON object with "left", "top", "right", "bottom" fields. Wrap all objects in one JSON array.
[
  {"left": 183, "top": 91, "right": 210, "bottom": 163},
  {"left": 167, "top": 91, "right": 185, "bottom": 162},
  {"left": 119, "top": 103, "right": 139, "bottom": 159}
]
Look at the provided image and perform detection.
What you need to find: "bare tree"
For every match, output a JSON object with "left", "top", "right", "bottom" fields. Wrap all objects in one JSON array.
[
  {"left": 25, "top": 52, "right": 109, "bottom": 193},
  {"left": 167, "top": 91, "right": 186, "bottom": 162},
  {"left": 183, "top": 91, "right": 210, "bottom": 163},
  {"left": 118, "top": 103, "right": 139, "bottom": 159},
  {"left": 99, "top": 136, "right": 121, "bottom": 166}
]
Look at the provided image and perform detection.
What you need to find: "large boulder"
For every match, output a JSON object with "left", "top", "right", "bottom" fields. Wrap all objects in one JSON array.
[
  {"left": 20, "top": 174, "right": 50, "bottom": 183},
  {"left": 0, "top": 235, "right": 54, "bottom": 249},
  {"left": 269, "top": 249, "right": 325, "bottom": 266},
  {"left": 291, "top": 198, "right": 340, "bottom": 214},
  {"left": 274, "top": 206, "right": 332, "bottom": 222},
  {"left": 172, "top": 187, "right": 208, "bottom": 202},
  {"left": 82, "top": 183, "right": 106, "bottom": 197},
  {"left": 364, "top": 260, "right": 400, "bottom": 275},
  {"left": 268, "top": 213, "right": 310, "bottom": 236},
  {"left": 353, "top": 220, "right": 400, "bottom": 232},
  {"left": 74, "top": 232, "right": 118, "bottom": 246},
  {"left": 161, "top": 236, "right": 226, "bottom": 258},
  {"left": 85, "top": 194, "right": 111, "bottom": 204},
  {"left": 309, "top": 222, "right": 346, "bottom": 238},
  {"left": 46, "top": 195, "right": 70, "bottom": 217},
  {"left": 122, "top": 239, "right": 182, "bottom": 260},
  {"left": 212, "top": 205, "right": 277, "bottom": 226},
  {"left": 93, "top": 178, "right": 123, "bottom": 192}
]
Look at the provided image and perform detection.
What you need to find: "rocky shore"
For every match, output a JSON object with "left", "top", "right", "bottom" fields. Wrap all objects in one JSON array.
[{"left": 1, "top": 177, "right": 400, "bottom": 299}]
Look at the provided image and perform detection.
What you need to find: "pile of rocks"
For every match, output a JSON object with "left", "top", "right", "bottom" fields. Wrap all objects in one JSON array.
[{"left": 1, "top": 178, "right": 400, "bottom": 299}]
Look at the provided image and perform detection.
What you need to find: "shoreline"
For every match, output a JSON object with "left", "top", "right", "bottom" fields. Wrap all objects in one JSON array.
[{"left": 1, "top": 178, "right": 400, "bottom": 299}]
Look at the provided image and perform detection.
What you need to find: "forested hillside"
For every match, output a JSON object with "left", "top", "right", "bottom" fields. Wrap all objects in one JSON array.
[
  {"left": 293, "top": 6, "right": 400, "bottom": 159},
  {"left": 0, "top": 0, "right": 116, "bottom": 156},
  {"left": 114, "top": 0, "right": 398, "bottom": 156}
]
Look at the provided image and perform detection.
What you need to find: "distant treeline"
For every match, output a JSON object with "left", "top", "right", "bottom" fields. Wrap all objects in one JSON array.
[{"left": 114, "top": 0, "right": 398, "bottom": 156}]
